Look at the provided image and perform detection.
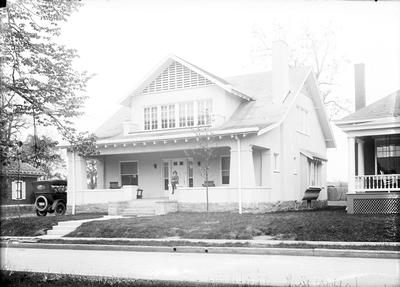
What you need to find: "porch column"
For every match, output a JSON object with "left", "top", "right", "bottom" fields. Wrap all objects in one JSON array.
[
  {"left": 229, "top": 143, "right": 256, "bottom": 187},
  {"left": 66, "top": 150, "right": 87, "bottom": 214},
  {"left": 97, "top": 157, "right": 105, "bottom": 189},
  {"left": 357, "top": 139, "right": 365, "bottom": 176},
  {"left": 348, "top": 136, "right": 356, "bottom": 194}
]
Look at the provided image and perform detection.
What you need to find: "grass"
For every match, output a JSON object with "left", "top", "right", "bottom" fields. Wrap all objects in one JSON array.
[
  {"left": 0, "top": 271, "right": 273, "bottom": 287},
  {"left": 0, "top": 271, "right": 349, "bottom": 287},
  {"left": 67, "top": 207, "right": 400, "bottom": 242},
  {"left": 0, "top": 213, "right": 106, "bottom": 237}
]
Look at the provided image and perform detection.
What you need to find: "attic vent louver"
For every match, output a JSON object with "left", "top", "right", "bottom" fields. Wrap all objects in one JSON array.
[{"left": 142, "top": 61, "right": 213, "bottom": 94}]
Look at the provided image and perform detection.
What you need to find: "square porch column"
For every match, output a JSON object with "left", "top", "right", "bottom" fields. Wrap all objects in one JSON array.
[
  {"left": 348, "top": 136, "right": 356, "bottom": 194},
  {"left": 96, "top": 157, "right": 105, "bottom": 189},
  {"left": 357, "top": 139, "right": 365, "bottom": 176},
  {"left": 67, "top": 150, "right": 88, "bottom": 214},
  {"left": 229, "top": 143, "right": 256, "bottom": 187}
]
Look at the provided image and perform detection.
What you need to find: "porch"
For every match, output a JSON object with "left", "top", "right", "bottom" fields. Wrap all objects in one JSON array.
[
  {"left": 347, "top": 134, "right": 400, "bottom": 213},
  {"left": 67, "top": 136, "right": 276, "bottom": 214}
]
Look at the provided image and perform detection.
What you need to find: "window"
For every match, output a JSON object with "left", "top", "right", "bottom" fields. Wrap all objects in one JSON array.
[
  {"left": 120, "top": 162, "right": 138, "bottom": 185},
  {"left": 144, "top": 106, "right": 158, "bottom": 130},
  {"left": 376, "top": 141, "right": 400, "bottom": 174},
  {"left": 198, "top": 100, "right": 212, "bottom": 125},
  {"left": 151, "top": 107, "right": 158, "bottom": 129},
  {"left": 309, "top": 160, "right": 321, "bottom": 187},
  {"left": 12, "top": 180, "right": 25, "bottom": 200},
  {"left": 297, "top": 106, "right": 309, "bottom": 134},
  {"left": 188, "top": 160, "right": 194, "bottom": 187},
  {"left": 161, "top": 105, "right": 176, "bottom": 129},
  {"left": 144, "top": 107, "right": 151, "bottom": 130},
  {"left": 144, "top": 100, "right": 210, "bottom": 131},
  {"left": 179, "top": 102, "right": 194, "bottom": 127},
  {"left": 221, "top": 156, "right": 230, "bottom": 184},
  {"left": 163, "top": 161, "right": 169, "bottom": 190}
]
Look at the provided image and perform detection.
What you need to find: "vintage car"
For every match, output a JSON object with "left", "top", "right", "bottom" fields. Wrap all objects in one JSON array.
[{"left": 32, "top": 180, "right": 67, "bottom": 216}]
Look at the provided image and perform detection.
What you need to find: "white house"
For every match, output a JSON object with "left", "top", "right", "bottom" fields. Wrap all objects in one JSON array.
[
  {"left": 67, "top": 41, "right": 335, "bottom": 215},
  {"left": 336, "top": 64, "right": 400, "bottom": 214}
]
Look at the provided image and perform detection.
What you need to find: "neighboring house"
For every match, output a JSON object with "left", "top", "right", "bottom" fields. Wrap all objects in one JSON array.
[
  {"left": 336, "top": 64, "right": 400, "bottom": 214},
  {"left": 67, "top": 41, "right": 335, "bottom": 213},
  {"left": 0, "top": 161, "right": 45, "bottom": 205}
]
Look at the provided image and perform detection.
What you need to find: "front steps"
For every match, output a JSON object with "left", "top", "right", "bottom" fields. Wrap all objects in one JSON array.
[
  {"left": 108, "top": 198, "right": 178, "bottom": 217},
  {"left": 42, "top": 216, "right": 123, "bottom": 238}
]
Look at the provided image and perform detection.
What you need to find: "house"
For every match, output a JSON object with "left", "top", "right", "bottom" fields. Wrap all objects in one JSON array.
[
  {"left": 66, "top": 41, "right": 335, "bottom": 214},
  {"left": 336, "top": 64, "right": 400, "bottom": 214},
  {"left": 0, "top": 161, "right": 45, "bottom": 205}
]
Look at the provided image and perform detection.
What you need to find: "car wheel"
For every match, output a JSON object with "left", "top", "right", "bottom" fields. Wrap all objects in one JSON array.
[
  {"left": 36, "top": 209, "right": 47, "bottom": 216},
  {"left": 35, "top": 195, "right": 48, "bottom": 212},
  {"left": 55, "top": 201, "right": 66, "bottom": 216}
]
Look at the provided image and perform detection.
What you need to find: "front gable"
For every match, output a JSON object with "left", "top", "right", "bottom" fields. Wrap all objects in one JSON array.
[
  {"left": 142, "top": 60, "right": 214, "bottom": 94},
  {"left": 120, "top": 55, "right": 253, "bottom": 106}
]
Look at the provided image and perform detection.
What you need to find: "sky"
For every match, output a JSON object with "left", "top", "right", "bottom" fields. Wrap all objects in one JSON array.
[{"left": 56, "top": 0, "right": 400, "bottom": 181}]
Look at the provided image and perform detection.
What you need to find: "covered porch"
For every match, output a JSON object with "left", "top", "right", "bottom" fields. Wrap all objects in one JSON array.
[
  {"left": 347, "top": 134, "right": 400, "bottom": 213},
  {"left": 66, "top": 133, "right": 275, "bottom": 213}
]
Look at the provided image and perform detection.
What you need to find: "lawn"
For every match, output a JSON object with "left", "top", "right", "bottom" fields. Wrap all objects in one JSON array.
[
  {"left": 67, "top": 208, "right": 400, "bottom": 242},
  {"left": 0, "top": 213, "right": 106, "bottom": 237}
]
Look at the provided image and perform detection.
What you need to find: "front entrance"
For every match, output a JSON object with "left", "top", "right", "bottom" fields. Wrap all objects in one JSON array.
[{"left": 162, "top": 158, "right": 193, "bottom": 197}]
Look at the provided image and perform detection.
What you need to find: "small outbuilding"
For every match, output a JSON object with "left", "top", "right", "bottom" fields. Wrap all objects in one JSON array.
[{"left": 0, "top": 161, "right": 46, "bottom": 206}]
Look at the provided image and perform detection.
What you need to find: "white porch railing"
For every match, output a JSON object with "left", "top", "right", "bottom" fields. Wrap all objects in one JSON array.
[{"left": 355, "top": 174, "right": 400, "bottom": 193}]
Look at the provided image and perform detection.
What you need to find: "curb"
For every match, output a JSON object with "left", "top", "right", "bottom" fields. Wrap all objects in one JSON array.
[
  {"left": 2, "top": 236, "right": 399, "bottom": 247},
  {"left": 1, "top": 241, "right": 399, "bottom": 259}
]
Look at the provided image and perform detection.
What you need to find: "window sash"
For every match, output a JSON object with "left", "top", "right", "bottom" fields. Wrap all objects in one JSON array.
[
  {"left": 221, "top": 156, "right": 230, "bottom": 184},
  {"left": 120, "top": 162, "right": 138, "bottom": 185}
]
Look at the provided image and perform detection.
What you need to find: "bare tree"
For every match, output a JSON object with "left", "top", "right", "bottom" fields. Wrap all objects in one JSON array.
[
  {"left": 185, "top": 115, "right": 217, "bottom": 212},
  {"left": 252, "top": 24, "right": 350, "bottom": 119}
]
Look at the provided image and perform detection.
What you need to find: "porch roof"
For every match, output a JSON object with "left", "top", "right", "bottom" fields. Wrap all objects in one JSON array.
[{"left": 337, "top": 90, "right": 400, "bottom": 123}]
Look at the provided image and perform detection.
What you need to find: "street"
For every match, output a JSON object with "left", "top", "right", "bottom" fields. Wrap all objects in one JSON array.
[{"left": 1, "top": 247, "right": 399, "bottom": 286}]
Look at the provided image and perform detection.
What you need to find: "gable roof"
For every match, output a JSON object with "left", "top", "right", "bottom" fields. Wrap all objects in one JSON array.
[
  {"left": 1, "top": 161, "right": 46, "bottom": 177},
  {"left": 338, "top": 90, "right": 400, "bottom": 123},
  {"left": 120, "top": 55, "right": 254, "bottom": 106},
  {"left": 96, "top": 56, "right": 335, "bottom": 148}
]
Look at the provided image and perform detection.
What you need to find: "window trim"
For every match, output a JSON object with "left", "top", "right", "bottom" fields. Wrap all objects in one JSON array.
[
  {"left": 143, "top": 99, "right": 212, "bottom": 132},
  {"left": 119, "top": 160, "right": 139, "bottom": 186},
  {"left": 308, "top": 159, "right": 322, "bottom": 188},
  {"left": 220, "top": 155, "right": 230, "bottom": 185},
  {"left": 12, "top": 180, "right": 26, "bottom": 200}
]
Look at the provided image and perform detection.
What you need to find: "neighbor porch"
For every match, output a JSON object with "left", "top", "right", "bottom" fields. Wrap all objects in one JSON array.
[{"left": 347, "top": 134, "right": 400, "bottom": 213}]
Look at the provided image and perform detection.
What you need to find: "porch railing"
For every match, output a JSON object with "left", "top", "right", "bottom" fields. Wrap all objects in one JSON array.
[{"left": 355, "top": 174, "right": 400, "bottom": 193}]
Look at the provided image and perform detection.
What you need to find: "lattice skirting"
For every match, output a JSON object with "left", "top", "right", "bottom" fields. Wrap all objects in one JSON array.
[{"left": 353, "top": 198, "right": 400, "bottom": 214}]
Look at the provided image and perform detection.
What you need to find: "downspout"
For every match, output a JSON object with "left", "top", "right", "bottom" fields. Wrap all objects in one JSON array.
[{"left": 236, "top": 136, "right": 242, "bottom": 214}]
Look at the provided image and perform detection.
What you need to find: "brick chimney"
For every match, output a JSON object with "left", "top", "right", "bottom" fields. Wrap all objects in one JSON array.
[
  {"left": 272, "top": 41, "right": 290, "bottom": 104},
  {"left": 354, "top": 63, "right": 366, "bottom": 111}
]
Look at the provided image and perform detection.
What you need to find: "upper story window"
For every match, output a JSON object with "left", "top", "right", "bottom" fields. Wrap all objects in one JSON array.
[
  {"left": 198, "top": 100, "right": 212, "bottom": 125},
  {"left": 143, "top": 100, "right": 212, "bottom": 131},
  {"left": 179, "top": 102, "right": 194, "bottom": 127},
  {"left": 297, "top": 106, "right": 309, "bottom": 134},
  {"left": 161, "top": 104, "right": 175, "bottom": 129}
]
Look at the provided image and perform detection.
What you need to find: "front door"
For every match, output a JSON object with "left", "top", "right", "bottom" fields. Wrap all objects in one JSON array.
[{"left": 162, "top": 158, "right": 192, "bottom": 197}]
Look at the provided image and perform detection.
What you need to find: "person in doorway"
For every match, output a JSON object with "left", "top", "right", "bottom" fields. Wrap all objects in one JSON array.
[{"left": 171, "top": 170, "right": 179, "bottom": 194}]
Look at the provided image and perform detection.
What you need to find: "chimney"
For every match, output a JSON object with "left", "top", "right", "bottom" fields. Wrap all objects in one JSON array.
[
  {"left": 272, "top": 41, "right": 290, "bottom": 104},
  {"left": 354, "top": 63, "right": 366, "bottom": 111}
]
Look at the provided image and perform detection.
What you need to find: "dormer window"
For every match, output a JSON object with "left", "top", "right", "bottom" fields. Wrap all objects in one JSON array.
[
  {"left": 198, "top": 100, "right": 212, "bottom": 125},
  {"left": 143, "top": 100, "right": 212, "bottom": 131},
  {"left": 179, "top": 102, "right": 194, "bottom": 127}
]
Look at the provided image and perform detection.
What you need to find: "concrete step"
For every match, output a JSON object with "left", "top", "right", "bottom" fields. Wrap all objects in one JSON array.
[
  {"left": 46, "top": 229, "right": 73, "bottom": 236},
  {"left": 52, "top": 225, "right": 77, "bottom": 231}
]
